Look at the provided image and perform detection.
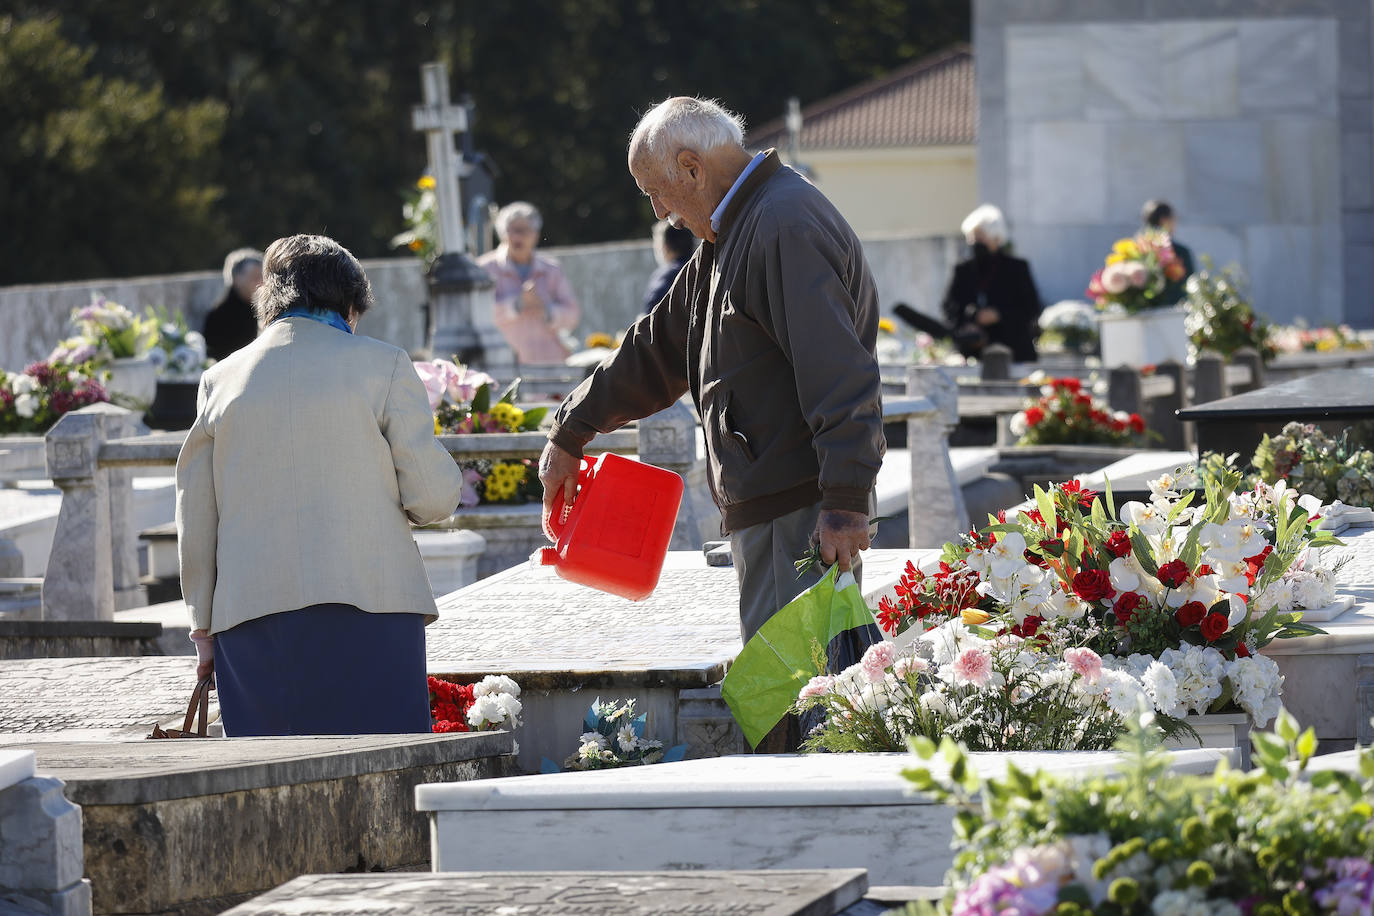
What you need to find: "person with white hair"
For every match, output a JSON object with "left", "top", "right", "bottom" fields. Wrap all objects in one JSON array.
[
  {"left": 202, "top": 247, "right": 264, "bottom": 362},
  {"left": 476, "top": 201, "right": 580, "bottom": 364},
  {"left": 941, "top": 203, "right": 1043, "bottom": 362},
  {"left": 538, "top": 97, "right": 885, "bottom": 749}
]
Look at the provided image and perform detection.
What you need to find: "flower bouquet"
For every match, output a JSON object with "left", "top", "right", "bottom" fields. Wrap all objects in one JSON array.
[
  {"left": 145, "top": 306, "right": 208, "bottom": 378},
  {"left": 798, "top": 468, "right": 1339, "bottom": 753},
  {"left": 1087, "top": 233, "right": 1187, "bottom": 315},
  {"left": 1183, "top": 260, "right": 1276, "bottom": 362},
  {"left": 1037, "top": 301, "right": 1100, "bottom": 355},
  {"left": 1010, "top": 376, "right": 1147, "bottom": 446},
  {"left": 0, "top": 361, "right": 108, "bottom": 434},
  {"left": 390, "top": 175, "right": 438, "bottom": 265},
  {"left": 1271, "top": 322, "right": 1369, "bottom": 355},
  {"left": 546, "top": 698, "right": 688, "bottom": 772},
  {"left": 900, "top": 712, "right": 1374, "bottom": 915},
  {"left": 1251, "top": 422, "right": 1374, "bottom": 507},
  {"left": 427, "top": 674, "right": 522, "bottom": 733},
  {"left": 68, "top": 295, "right": 158, "bottom": 361}
]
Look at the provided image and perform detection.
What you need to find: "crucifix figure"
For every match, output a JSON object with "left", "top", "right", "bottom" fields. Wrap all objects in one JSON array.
[{"left": 412, "top": 62, "right": 513, "bottom": 378}]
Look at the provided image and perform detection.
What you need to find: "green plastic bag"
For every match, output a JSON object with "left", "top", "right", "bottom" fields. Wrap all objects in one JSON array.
[{"left": 720, "top": 565, "right": 878, "bottom": 748}]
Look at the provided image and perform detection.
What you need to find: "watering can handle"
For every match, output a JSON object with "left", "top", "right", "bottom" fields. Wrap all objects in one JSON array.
[{"left": 547, "top": 455, "right": 597, "bottom": 540}]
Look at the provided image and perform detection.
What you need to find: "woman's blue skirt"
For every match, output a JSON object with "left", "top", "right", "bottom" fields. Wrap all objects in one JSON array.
[{"left": 214, "top": 604, "right": 432, "bottom": 737}]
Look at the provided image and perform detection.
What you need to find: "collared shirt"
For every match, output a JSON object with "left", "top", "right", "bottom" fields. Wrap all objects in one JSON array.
[{"left": 710, "top": 151, "right": 768, "bottom": 234}]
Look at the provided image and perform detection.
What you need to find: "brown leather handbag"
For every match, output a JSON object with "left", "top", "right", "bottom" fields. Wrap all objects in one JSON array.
[{"left": 148, "top": 677, "right": 214, "bottom": 739}]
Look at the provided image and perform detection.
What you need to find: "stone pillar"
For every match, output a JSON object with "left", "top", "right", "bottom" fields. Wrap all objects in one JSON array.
[
  {"left": 427, "top": 253, "right": 515, "bottom": 382},
  {"left": 105, "top": 411, "right": 147, "bottom": 611},
  {"left": 42, "top": 406, "right": 120, "bottom": 621},
  {"left": 1357, "top": 654, "right": 1374, "bottom": 748},
  {"left": 0, "top": 751, "right": 91, "bottom": 916},
  {"left": 898, "top": 384, "right": 968, "bottom": 549},
  {"left": 1192, "top": 351, "right": 1226, "bottom": 406},
  {"left": 1150, "top": 360, "right": 1188, "bottom": 451},
  {"left": 638, "top": 399, "right": 717, "bottom": 550},
  {"left": 1107, "top": 366, "right": 1143, "bottom": 416},
  {"left": 1232, "top": 347, "right": 1265, "bottom": 395},
  {"left": 980, "top": 344, "right": 1013, "bottom": 381},
  {"left": 0, "top": 535, "right": 21, "bottom": 578}
]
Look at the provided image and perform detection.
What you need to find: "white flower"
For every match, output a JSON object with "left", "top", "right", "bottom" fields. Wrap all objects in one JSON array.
[
  {"left": 1120, "top": 501, "right": 1168, "bottom": 537},
  {"left": 1164, "top": 572, "right": 1220, "bottom": 609},
  {"left": 1208, "top": 558, "right": 1250, "bottom": 596},
  {"left": 1009, "top": 411, "right": 1029, "bottom": 439},
  {"left": 615, "top": 724, "right": 638, "bottom": 753},
  {"left": 580, "top": 731, "right": 607, "bottom": 749},
  {"left": 1141, "top": 661, "right": 1181, "bottom": 715},
  {"left": 9, "top": 373, "right": 39, "bottom": 396},
  {"left": 918, "top": 689, "right": 951, "bottom": 718},
  {"left": 1227, "top": 654, "right": 1283, "bottom": 727},
  {"left": 1109, "top": 555, "right": 1142, "bottom": 593},
  {"left": 472, "top": 674, "right": 520, "bottom": 698},
  {"left": 495, "top": 693, "right": 523, "bottom": 726},
  {"left": 1159, "top": 646, "right": 1227, "bottom": 715},
  {"left": 1099, "top": 668, "right": 1148, "bottom": 717},
  {"left": 983, "top": 530, "right": 1028, "bottom": 579},
  {"left": 1293, "top": 573, "right": 1335, "bottom": 610},
  {"left": 13, "top": 393, "right": 38, "bottom": 418},
  {"left": 467, "top": 693, "right": 516, "bottom": 729}
]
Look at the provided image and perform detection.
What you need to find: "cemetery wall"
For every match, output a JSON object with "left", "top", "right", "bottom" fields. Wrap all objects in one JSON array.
[
  {"left": 0, "top": 232, "right": 961, "bottom": 369},
  {"left": 975, "top": 0, "right": 1374, "bottom": 327}
]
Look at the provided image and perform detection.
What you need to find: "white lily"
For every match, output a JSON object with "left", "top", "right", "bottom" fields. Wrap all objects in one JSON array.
[
  {"left": 984, "top": 531, "right": 1028, "bottom": 579},
  {"left": 1120, "top": 501, "right": 1168, "bottom": 538},
  {"left": 1163, "top": 572, "right": 1220, "bottom": 608},
  {"left": 1210, "top": 557, "right": 1250, "bottom": 595},
  {"left": 1227, "top": 593, "right": 1250, "bottom": 626},
  {"left": 1108, "top": 555, "right": 1141, "bottom": 593}
]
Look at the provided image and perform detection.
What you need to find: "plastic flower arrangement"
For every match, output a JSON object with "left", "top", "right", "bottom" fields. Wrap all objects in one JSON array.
[
  {"left": 0, "top": 361, "right": 108, "bottom": 434},
  {"left": 813, "top": 469, "right": 1343, "bottom": 754},
  {"left": 1183, "top": 260, "right": 1276, "bottom": 362},
  {"left": 390, "top": 175, "right": 438, "bottom": 265},
  {"left": 1037, "top": 301, "right": 1100, "bottom": 355},
  {"left": 427, "top": 674, "right": 522, "bottom": 733},
  {"left": 1251, "top": 422, "right": 1374, "bottom": 508},
  {"left": 1087, "top": 233, "right": 1186, "bottom": 314},
  {"left": 68, "top": 295, "right": 158, "bottom": 361},
  {"left": 1010, "top": 376, "right": 1147, "bottom": 446},
  {"left": 900, "top": 711, "right": 1374, "bottom": 915},
  {"left": 544, "top": 698, "right": 688, "bottom": 772},
  {"left": 145, "top": 306, "right": 208, "bottom": 377},
  {"left": 1270, "top": 322, "right": 1369, "bottom": 355}
]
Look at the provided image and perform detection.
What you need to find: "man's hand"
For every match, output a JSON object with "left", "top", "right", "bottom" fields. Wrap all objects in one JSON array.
[
  {"left": 974, "top": 306, "right": 1001, "bottom": 327},
  {"left": 813, "top": 508, "right": 871, "bottom": 574},
  {"left": 539, "top": 441, "right": 581, "bottom": 540}
]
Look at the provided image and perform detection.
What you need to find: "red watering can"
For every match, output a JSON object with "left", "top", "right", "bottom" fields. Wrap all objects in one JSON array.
[{"left": 538, "top": 452, "right": 684, "bottom": 601}]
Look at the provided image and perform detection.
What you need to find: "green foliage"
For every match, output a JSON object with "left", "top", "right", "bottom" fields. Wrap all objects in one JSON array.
[
  {"left": 4, "top": 1, "right": 969, "bottom": 282},
  {"left": 903, "top": 710, "right": 1374, "bottom": 913},
  {"left": 1184, "top": 258, "right": 1277, "bottom": 362},
  {"left": 0, "top": 15, "right": 227, "bottom": 282}
]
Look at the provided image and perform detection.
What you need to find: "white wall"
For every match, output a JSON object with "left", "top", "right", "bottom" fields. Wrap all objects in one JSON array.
[
  {"left": 804, "top": 146, "right": 979, "bottom": 238},
  {"left": 0, "top": 231, "right": 963, "bottom": 370}
]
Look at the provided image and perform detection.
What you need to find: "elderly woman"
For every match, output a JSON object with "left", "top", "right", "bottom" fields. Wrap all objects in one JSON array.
[
  {"left": 202, "top": 248, "right": 264, "bottom": 362},
  {"left": 940, "top": 204, "right": 1043, "bottom": 362},
  {"left": 176, "top": 234, "right": 464, "bottom": 736},
  {"left": 476, "top": 202, "right": 580, "bottom": 364}
]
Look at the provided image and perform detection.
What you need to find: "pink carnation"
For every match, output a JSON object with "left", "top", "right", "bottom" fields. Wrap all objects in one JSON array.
[
  {"left": 893, "top": 655, "right": 929, "bottom": 678},
  {"left": 798, "top": 675, "right": 835, "bottom": 700},
  {"left": 950, "top": 648, "right": 993, "bottom": 688},
  {"left": 1063, "top": 647, "right": 1103, "bottom": 685},
  {"left": 860, "top": 641, "right": 898, "bottom": 683}
]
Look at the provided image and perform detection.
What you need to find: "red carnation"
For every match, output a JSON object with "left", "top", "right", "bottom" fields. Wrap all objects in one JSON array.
[
  {"left": 1113, "top": 591, "right": 1145, "bottom": 624},
  {"left": 1200, "top": 612, "right": 1228, "bottom": 642},
  {"left": 1175, "top": 600, "right": 1207, "bottom": 628},
  {"left": 1024, "top": 406, "right": 1046, "bottom": 427},
  {"left": 1105, "top": 530, "right": 1133, "bottom": 558},
  {"left": 1157, "top": 559, "right": 1190, "bottom": 589},
  {"left": 1128, "top": 413, "right": 1146, "bottom": 434},
  {"left": 1072, "top": 569, "right": 1115, "bottom": 603},
  {"left": 1235, "top": 642, "right": 1251, "bottom": 658}
]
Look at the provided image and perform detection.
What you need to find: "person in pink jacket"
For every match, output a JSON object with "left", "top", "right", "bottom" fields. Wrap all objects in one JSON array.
[{"left": 477, "top": 202, "right": 580, "bottom": 365}]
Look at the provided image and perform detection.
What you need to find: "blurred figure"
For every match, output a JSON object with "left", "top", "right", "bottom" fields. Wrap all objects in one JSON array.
[
  {"left": 641, "top": 222, "right": 697, "bottom": 314},
  {"left": 202, "top": 248, "right": 263, "bottom": 362},
  {"left": 1142, "top": 199, "right": 1195, "bottom": 306},
  {"left": 477, "top": 202, "right": 580, "bottom": 364},
  {"left": 941, "top": 205, "right": 1042, "bottom": 362}
]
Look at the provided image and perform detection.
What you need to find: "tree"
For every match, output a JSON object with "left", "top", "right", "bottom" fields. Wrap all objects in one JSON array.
[{"left": 0, "top": 15, "right": 228, "bottom": 283}]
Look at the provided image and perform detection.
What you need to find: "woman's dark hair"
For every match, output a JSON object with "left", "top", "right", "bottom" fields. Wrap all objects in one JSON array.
[
  {"left": 1142, "top": 199, "right": 1175, "bottom": 228},
  {"left": 253, "top": 234, "right": 374, "bottom": 325}
]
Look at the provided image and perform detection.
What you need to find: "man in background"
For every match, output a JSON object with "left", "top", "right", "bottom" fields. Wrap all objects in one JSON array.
[
  {"left": 640, "top": 222, "right": 696, "bottom": 314},
  {"left": 202, "top": 248, "right": 263, "bottom": 362}
]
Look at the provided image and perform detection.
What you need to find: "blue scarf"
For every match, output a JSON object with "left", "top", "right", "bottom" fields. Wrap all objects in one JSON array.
[{"left": 276, "top": 307, "right": 353, "bottom": 334}]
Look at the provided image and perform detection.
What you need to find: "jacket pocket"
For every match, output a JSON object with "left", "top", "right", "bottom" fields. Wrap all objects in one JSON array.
[{"left": 719, "top": 391, "right": 757, "bottom": 463}]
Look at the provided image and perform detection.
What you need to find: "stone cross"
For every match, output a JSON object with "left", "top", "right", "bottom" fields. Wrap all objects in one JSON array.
[
  {"left": 411, "top": 63, "right": 514, "bottom": 377},
  {"left": 412, "top": 63, "right": 468, "bottom": 257}
]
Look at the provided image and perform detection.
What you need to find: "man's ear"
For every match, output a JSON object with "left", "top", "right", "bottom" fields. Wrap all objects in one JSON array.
[{"left": 677, "top": 149, "right": 705, "bottom": 187}]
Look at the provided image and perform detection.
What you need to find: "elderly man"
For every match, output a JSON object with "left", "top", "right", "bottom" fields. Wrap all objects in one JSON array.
[{"left": 539, "top": 97, "right": 884, "bottom": 716}]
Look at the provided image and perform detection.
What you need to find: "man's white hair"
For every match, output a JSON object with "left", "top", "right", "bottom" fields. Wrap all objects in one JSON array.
[
  {"left": 494, "top": 201, "right": 543, "bottom": 240},
  {"left": 960, "top": 204, "right": 1008, "bottom": 247},
  {"left": 630, "top": 97, "right": 746, "bottom": 180}
]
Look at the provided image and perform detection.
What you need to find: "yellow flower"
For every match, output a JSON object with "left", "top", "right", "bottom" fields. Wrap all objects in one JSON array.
[
  {"left": 417, "top": 175, "right": 436, "bottom": 190},
  {"left": 878, "top": 317, "right": 896, "bottom": 334},
  {"left": 1112, "top": 238, "right": 1140, "bottom": 258},
  {"left": 961, "top": 608, "right": 991, "bottom": 626},
  {"left": 408, "top": 239, "right": 424, "bottom": 252},
  {"left": 489, "top": 402, "right": 525, "bottom": 432},
  {"left": 1105, "top": 252, "right": 1127, "bottom": 265},
  {"left": 585, "top": 332, "right": 616, "bottom": 349},
  {"left": 434, "top": 415, "right": 442, "bottom": 435}
]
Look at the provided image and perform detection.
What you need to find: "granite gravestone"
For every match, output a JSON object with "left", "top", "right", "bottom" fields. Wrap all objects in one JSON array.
[{"left": 221, "top": 869, "right": 871, "bottom": 916}]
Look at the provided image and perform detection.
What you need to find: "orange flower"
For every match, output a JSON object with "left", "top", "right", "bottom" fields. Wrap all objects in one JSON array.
[{"left": 961, "top": 608, "right": 990, "bottom": 625}]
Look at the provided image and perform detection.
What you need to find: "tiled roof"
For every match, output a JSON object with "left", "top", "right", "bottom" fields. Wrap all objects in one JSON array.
[{"left": 748, "top": 44, "right": 975, "bottom": 151}]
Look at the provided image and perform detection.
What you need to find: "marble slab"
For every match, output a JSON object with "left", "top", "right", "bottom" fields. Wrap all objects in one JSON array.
[
  {"left": 223, "top": 870, "right": 870, "bottom": 916},
  {"left": 0, "top": 747, "right": 34, "bottom": 791},
  {"left": 418, "top": 749, "right": 1232, "bottom": 886}
]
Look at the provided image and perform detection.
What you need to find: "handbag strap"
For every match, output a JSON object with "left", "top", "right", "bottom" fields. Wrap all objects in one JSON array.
[{"left": 181, "top": 677, "right": 213, "bottom": 736}]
